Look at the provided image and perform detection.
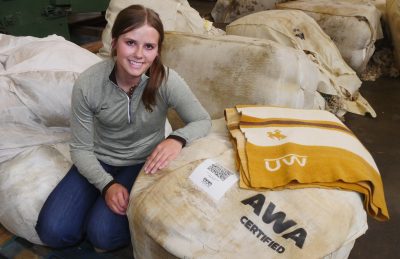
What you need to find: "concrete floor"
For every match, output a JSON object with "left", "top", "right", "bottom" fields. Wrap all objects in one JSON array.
[
  {"left": 345, "top": 77, "right": 400, "bottom": 258},
  {"left": 188, "top": 1, "right": 400, "bottom": 258}
]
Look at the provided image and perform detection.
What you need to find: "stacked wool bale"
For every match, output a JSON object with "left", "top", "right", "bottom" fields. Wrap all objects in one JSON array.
[
  {"left": 98, "top": 0, "right": 225, "bottom": 58},
  {"left": 161, "top": 31, "right": 334, "bottom": 125},
  {"left": 338, "top": 1, "right": 400, "bottom": 80},
  {"left": 0, "top": 34, "right": 101, "bottom": 244},
  {"left": 276, "top": 0, "right": 384, "bottom": 74},
  {"left": 225, "top": 9, "right": 376, "bottom": 117},
  {"left": 370, "top": 0, "right": 387, "bottom": 20},
  {"left": 211, "top": 0, "right": 285, "bottom": 23},
  {"left": 334, "top": 0, "right": 386, "bottom": 19},
  {"left": 386, "top": 0, "right": 400, "bottom": 70}
]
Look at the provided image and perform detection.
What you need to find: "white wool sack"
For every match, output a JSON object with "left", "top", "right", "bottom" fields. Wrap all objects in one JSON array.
[
  {"left": 0, "top": 34, "right": 59, "bottom": 60},
  {"left": 0, "top": 144, "right": 71, "bottom": 245},
  {"left": 372, "top": 0, "right": 387, "bottom": 20},
  {"left": 387, "top": 0, "right": 400, "bottom": 70},
  {"left": 225, "top": 10, "right": 375, "bottom": 117},
  {"left": 211, "top": 0, "right": 285, "bottom": 23},
  {"left": 0, "top": 34, "right": 101, "bottom": 127},
  {"left": 162, "top": 31, "right": 339, "bottom": 122},
  {"left": 0, "top": 35, "right": 100, "bottom": 74},
  {"left": 8, "top": 72, "right": 78, "bottom": 127},
  {"left": 326, "top": 0, "right": 386, "bottom": 20},
  {"left": 0, "top": 34, "right": 97, "bottom": 243},
  {"left": 0, "top": 76, "right": 71, "bottom": 163},
  {"left": 277, "top": 0, "right": 383, "bottom": 74},
  {"left": 370, "top": 0, "right": 387, "bottom": 14},
  {"left": 98, "top": 0, "right": 224, "bottom": 58},
  {"left": 128, "top": 119, "right": 368, "bottom": 259}
]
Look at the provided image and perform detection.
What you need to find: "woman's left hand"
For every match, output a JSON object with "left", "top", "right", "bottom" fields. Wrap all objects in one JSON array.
[{"left": 144, "top": 138, "right": 183, "bottom": 174}]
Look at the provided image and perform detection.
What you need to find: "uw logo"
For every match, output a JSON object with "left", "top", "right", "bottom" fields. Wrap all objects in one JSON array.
[
  {"left": 267, "top": 130, "right": 286, "bottom": 140},
  {"left": 264, "top": 154, "right": 307, "bottom": 172}
]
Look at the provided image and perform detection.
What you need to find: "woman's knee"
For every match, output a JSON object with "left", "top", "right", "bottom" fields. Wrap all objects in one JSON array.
[
  {"left": 35, "top": 218, "right": 83, "bottom": 248},
  {"left": 86, "top": 204, "right": 131, "bottom": 250},
  {"left": 86, "top": 220, "right": 130, "bottom": 250},
  {"left": 35, "top": 165, "right": 99, "bottom": 247}
]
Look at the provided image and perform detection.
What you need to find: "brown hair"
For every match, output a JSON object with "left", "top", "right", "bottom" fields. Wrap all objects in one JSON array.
[{"left": 111, "top": 4, "right": 167, "bottom": 112}]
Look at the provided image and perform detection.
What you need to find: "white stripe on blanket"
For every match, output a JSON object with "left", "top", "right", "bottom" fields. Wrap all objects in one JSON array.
[{"left": 240, "top": 126, "right": 379, "bottom": 172}]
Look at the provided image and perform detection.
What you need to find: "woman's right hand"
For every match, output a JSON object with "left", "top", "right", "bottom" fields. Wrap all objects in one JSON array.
[{"left": 104, "top": 183, "right": 129, "bottom": 215}]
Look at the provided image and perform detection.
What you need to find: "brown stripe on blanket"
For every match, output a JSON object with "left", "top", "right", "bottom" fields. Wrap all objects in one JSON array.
[{"left": 240, "top": 117, "right": 353, "bottom": 135}]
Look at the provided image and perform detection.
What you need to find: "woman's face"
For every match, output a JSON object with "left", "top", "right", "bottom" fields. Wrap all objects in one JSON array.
[{"left": 114, "top": 24, "right": 159, "bottom": 84}]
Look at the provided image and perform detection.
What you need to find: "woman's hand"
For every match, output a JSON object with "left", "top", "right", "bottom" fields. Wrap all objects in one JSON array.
[
  {"left": 144, "top": 138, "right": 183, "bottom": 174},
  {"left": 104, "top": 183, "right": 129, "bottom": 215}
]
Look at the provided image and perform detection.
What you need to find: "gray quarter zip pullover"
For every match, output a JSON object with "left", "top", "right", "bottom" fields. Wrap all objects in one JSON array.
[{"left": 70, "top": 59, "right": 211, "bottom": 191}]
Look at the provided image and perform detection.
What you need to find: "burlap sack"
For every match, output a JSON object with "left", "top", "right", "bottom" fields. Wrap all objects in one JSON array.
[
  {"left": 225, "top": 10, "right": 375, "bottom": 117},
  {"left": 211, "top": 0, "right": 285, "bottom": 23},
  {"left": 98, "top": 0, "right": 224, "bottom": 58},
  {"left": 128, "top": 118, "right": 368, "bottom": 259},
  {"left": 277, "top": 0, "right": 383, "bottom": 74},
  {"left": 387, "top": 0, "right": 400, "bottom": 70}
]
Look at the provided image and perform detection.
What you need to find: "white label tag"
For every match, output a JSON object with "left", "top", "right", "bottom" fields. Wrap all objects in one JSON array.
[{"left": 189, "top": 159, "right": 238, "bottom": 201}]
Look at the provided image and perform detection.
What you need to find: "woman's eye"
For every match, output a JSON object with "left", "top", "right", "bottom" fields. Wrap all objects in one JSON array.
[
  {"left": 127, "top": 40, "right": 135, "bottom": 46},
  {"left": 145, "top": 44, "right": 155, "bottom": 50}
]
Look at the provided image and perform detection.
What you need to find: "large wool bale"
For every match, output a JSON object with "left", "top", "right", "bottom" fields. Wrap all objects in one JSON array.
[
  {"left": 162, "top": 32, "right": 328, "bottom": 118},
  {"left": 0, "top": 78, "right": 71, "bottom": 163},
  {"left": 0, "top": 34, "right": 42, "bottom": 59},
  {"left": 162, "top": 31, "right": 362, "bottom": 124},
  {"left": 225, "top": 10, "right": 375, "bottom": 118},
  {"left": 0, "top": 34, "right": 101, "bottom": 243},
  {"left": 372, "top": 0, "right": 387, "bottom": 20},
  {"left": 387, "top": 0, "right": 400, "bottom": 70},
  {"left": 277, "top": 0, "right": 383, "bottom": 74},
  {"left": 0, "top": 34, "right": 99, "bottom": 163},
  {"left": 0, "top": 144, "right": 71, "bottom": 245},
  {"left": 128, "top": 118, "right": 368, "bottom": 259},
  {"left": 211, "top": 0, "right": 285, "bottom": 23},
  {"left": 0, "top": 34, "right": 101, "bottom": 127},
  {"left": 336, "top": 0, "right": 386, "bottom": 19},
  {"left": 98, "top": 0, "right": 224, "bottom": 58}
]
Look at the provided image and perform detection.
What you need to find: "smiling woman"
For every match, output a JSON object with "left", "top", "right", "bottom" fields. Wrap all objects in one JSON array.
[
  {"left": 113, "top": 25, "right": 159, "bottom": 92},
  {"left": 34, "top": 4, "right": 211, "bottom": 253},
  {"left": 111, "top": 11, "right": 160, "bottom": 95}
]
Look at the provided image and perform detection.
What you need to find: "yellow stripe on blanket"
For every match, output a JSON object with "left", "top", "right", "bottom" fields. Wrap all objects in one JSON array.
[{"left": 225, "top": 106, "right": 389, "bottom": 221}]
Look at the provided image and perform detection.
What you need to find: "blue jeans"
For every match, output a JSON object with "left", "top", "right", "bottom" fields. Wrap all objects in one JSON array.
[{"left": 35, "top": 161, "right": 143, "bottom": 251}]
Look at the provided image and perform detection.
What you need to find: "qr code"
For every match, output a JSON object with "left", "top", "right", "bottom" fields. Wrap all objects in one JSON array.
[
  {"left": 207, "top": 164, "right": 233, "bottom": 181},
  {"left": 202, "top": 177, "right": 212, "bottom": 188}
]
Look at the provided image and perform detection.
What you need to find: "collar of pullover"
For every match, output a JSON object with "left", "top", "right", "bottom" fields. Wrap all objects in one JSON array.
[{"left": 108, "top": 63, "right": 149, "bottom": 91}]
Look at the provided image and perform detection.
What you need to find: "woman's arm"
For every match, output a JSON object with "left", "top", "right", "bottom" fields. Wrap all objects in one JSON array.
[
  {"left": 144, "top": 69, "right": 211, "bottom": 173},
  {"left": 69, "top": 77, "right": 114, "bottom": 192},
  {"left": 165, "top": 69, "right": 211, "bottom": 142},
  {"left": 70, "top": 77, "right": 131, "bottom": 214}
]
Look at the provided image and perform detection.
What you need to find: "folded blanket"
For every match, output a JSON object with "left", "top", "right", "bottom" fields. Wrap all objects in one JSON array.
[{"left": 225, "top": 105, "right": 389, "bottom": 221}]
